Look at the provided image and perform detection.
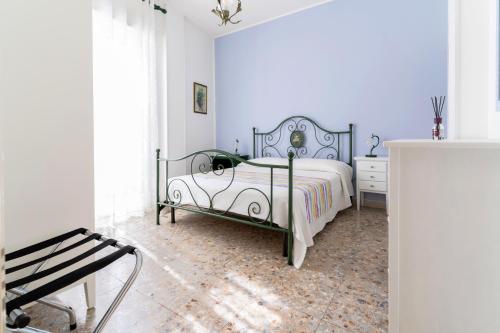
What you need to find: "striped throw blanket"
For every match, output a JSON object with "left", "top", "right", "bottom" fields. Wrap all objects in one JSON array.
[{"left": 201, "top": 171, "right": 333, "bottom": 224}]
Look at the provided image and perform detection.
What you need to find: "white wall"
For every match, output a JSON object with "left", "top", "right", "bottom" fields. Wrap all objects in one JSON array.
[
  {"left": 167, "top": 7, "right": 188, "bottom": 176},
  {"left": 0, "top": 0, "right": 94, "bottom": 252},
  {"left": 166, "top": 6, "right": 216, "bottom": 175},
  {"left": 185, "top": 20, "right": 216, "bottom": 157},
  {"left": 448, "top": 0, "right": 500, "bottom": 138}
]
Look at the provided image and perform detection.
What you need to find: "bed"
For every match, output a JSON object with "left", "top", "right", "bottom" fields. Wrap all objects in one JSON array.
[{"left": 156, "top": 116, "right": 354, "bottom": 268}]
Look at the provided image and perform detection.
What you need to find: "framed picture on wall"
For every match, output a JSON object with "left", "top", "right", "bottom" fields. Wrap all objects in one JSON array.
[{"left": 193, "top": 82, "right": 208, "bottom": 114}]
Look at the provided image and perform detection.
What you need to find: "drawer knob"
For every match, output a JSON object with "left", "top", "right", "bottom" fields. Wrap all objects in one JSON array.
[
  {"left": 370, "top": 166, "right": 375, "bottom": 169},
  {"left": 370, "top": 176, "right": 375, "bottom": 179},
  {"left": 370, "top": 185, "right": 374, "bottom": 188}
]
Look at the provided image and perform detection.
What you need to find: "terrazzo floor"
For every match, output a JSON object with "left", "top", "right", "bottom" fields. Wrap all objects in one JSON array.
[{"left": 24, "top": 207, "right": 388, "bottom": 333}]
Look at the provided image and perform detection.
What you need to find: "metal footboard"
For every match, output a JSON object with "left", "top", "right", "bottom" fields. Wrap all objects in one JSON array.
[{"left": 156, "top": 148, "right": 295, "bottom": 265}]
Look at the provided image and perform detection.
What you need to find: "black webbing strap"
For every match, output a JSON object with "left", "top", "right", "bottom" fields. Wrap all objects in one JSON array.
[
  {"left": 6, "top": 239, "right": 116, "bottom": 291},
  {"left": 6, "top": 228, "right": 88, "bottom": 261},
  {"left": 6, "top": 233, "right": 102, "bottom": 275},
  {"left": 6, "top": 245, "right": 134, "bottom": 316}
]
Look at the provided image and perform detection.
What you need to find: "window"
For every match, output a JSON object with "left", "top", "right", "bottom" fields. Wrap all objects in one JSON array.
[{"left": 92, "top": 1, "right": 167, "bottom": 225}]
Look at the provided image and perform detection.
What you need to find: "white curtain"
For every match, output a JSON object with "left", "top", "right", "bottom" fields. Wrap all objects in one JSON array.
[{"left": 92, "top": 0, "right": 167, "bottom": 225}]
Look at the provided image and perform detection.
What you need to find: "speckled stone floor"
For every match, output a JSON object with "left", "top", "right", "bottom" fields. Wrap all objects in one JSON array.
[{"left": 24, "top": 207, "right": 388, "bottom": 333}]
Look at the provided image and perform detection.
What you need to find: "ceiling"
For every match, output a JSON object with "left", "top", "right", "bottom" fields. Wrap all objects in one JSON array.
[{"left": 168, "top": 0, "right": 333, "bottom": 37}]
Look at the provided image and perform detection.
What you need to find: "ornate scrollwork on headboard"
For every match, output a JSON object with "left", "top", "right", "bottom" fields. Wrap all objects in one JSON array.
[{"left": 253, "top": 116, "right": 354, "bottom": 165}]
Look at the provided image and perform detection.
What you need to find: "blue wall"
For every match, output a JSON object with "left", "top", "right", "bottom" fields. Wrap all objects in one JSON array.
[{"left": 215, "top": 0, "right": 448, "bottom": 157}]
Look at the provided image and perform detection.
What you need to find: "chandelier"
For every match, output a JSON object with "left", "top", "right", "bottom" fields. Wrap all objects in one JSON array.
[{"left": 212, "top": 0, "right": 242, "bottom": 26}]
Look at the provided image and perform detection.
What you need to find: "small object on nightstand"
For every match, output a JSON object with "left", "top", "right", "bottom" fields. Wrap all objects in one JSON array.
[
  {"left": 212, "top": 154, "right": 249, "bottom": 170},
  {"left": 355, "top": 156, "right": 388, "bottom": 212},
  {"left": 365, "top": 134, "right": 380, "bottom": 157},
  {"left": 234, "top": 138, "right": 240, "bottom": 155}
]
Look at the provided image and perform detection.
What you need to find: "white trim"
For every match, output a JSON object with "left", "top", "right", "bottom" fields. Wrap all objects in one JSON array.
[{"left": 214, "top": 0, "right": 334, "bottom": 38}]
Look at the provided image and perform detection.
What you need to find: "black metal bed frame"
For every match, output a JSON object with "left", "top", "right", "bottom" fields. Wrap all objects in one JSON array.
[{"left": 156, "top": 116, "right": 353, "bottom": 265}]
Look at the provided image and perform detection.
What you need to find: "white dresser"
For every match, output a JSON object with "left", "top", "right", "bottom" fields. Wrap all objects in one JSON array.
[
  {"left": 385, "top": 140, "right": 500, "bottom": 333},
  {"left": 354, "top": 156, "right": 388, "bottom": 210}
]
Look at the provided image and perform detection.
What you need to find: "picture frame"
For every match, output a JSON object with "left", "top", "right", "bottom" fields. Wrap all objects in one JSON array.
[{"left": 193, "top": 82, "right": 208, "bottom": 114}]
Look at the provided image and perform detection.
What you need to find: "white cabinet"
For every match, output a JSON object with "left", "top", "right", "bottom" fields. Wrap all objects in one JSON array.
[
  {"left": 385, "top": 140, "right": 500, "bottom": 333},
  {"left": 354, "top": 156, "right": 388, "bottom": 210}
]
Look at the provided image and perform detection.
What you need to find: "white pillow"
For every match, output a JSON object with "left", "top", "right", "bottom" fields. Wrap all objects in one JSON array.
[
  {"left": 294, "top": 158, "right": 354, "bottom": 195},
  {"left": 239, "top": 157, "right": 354, "bottom": 195},
  {"left": 294, "top": 158, "right": 352, "bottom": 176}
]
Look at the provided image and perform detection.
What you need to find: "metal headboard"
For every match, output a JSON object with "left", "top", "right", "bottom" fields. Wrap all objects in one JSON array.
[{"left": 252, "top": 116, "right": 354, "bottom": 166}]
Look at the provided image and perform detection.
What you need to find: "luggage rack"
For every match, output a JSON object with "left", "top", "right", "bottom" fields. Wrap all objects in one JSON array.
[{"left": 4, "top": 228, "right": 143, "bottom": 333}]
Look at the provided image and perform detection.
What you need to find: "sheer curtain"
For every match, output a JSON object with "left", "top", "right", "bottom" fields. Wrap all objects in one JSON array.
[{"left": 92, "top": 0, "right": 167, "bottom": 225}]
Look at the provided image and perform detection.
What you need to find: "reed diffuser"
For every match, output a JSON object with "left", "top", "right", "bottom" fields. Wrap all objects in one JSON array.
[{"left": 431, "top": 96, "right": 446, "bottom": 140}]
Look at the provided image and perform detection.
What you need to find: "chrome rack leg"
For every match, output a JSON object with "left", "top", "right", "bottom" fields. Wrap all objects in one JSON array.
[
  {"left": 5, "top": 242, "right": 66, "bottom": 333},
  {"left": 8, "top": 288, "right": 77, "bottom": 331},
  {"left": 92, "top": 249, "right": 143, "bottom": 333},
  {"left": 6, "top": 326, "right": 52, "bottom": 333},
  {"left": 21, "top": 242, "right": 63, "bottom": 291}
]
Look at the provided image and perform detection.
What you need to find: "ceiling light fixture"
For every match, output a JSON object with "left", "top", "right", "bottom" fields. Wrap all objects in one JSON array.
[{"left": 212, "top": 0, "right": 242, "bottom": 26}]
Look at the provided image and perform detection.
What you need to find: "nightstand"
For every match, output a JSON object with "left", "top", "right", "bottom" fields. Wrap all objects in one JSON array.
[
  {"left": 354, "top": 156, "right": 388, "bottom": 211},
  {"left": 212, "top": 154, "right": 249, "bottom": 169}
]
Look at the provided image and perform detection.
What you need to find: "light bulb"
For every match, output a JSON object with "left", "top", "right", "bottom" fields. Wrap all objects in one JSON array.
[{"left": 220, "top": 0, "right": 234, "bottom": 11}]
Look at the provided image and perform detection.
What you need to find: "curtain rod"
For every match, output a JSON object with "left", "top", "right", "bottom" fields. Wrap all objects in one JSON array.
[
  {"left": 141, "top": 0, "right": 167, "bottom": 14},
  {"left": 154, "top": 4, "right": 167, "bottom": 14}
]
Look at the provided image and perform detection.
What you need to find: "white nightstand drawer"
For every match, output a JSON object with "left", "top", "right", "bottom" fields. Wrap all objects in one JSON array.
[
  {"left": 357, "top": 161, "right": 387, "bottom": 173},
  {"left": 359, "top": 180, "right": 387, "bottom": 192},
  {"left": 359, "top": 171, "right": 386, "bottom": 182}
]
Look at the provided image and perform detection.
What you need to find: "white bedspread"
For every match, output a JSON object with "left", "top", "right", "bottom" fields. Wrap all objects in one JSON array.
[{"left": 167, "top": 158, "right": 353, "bottom": 268}]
